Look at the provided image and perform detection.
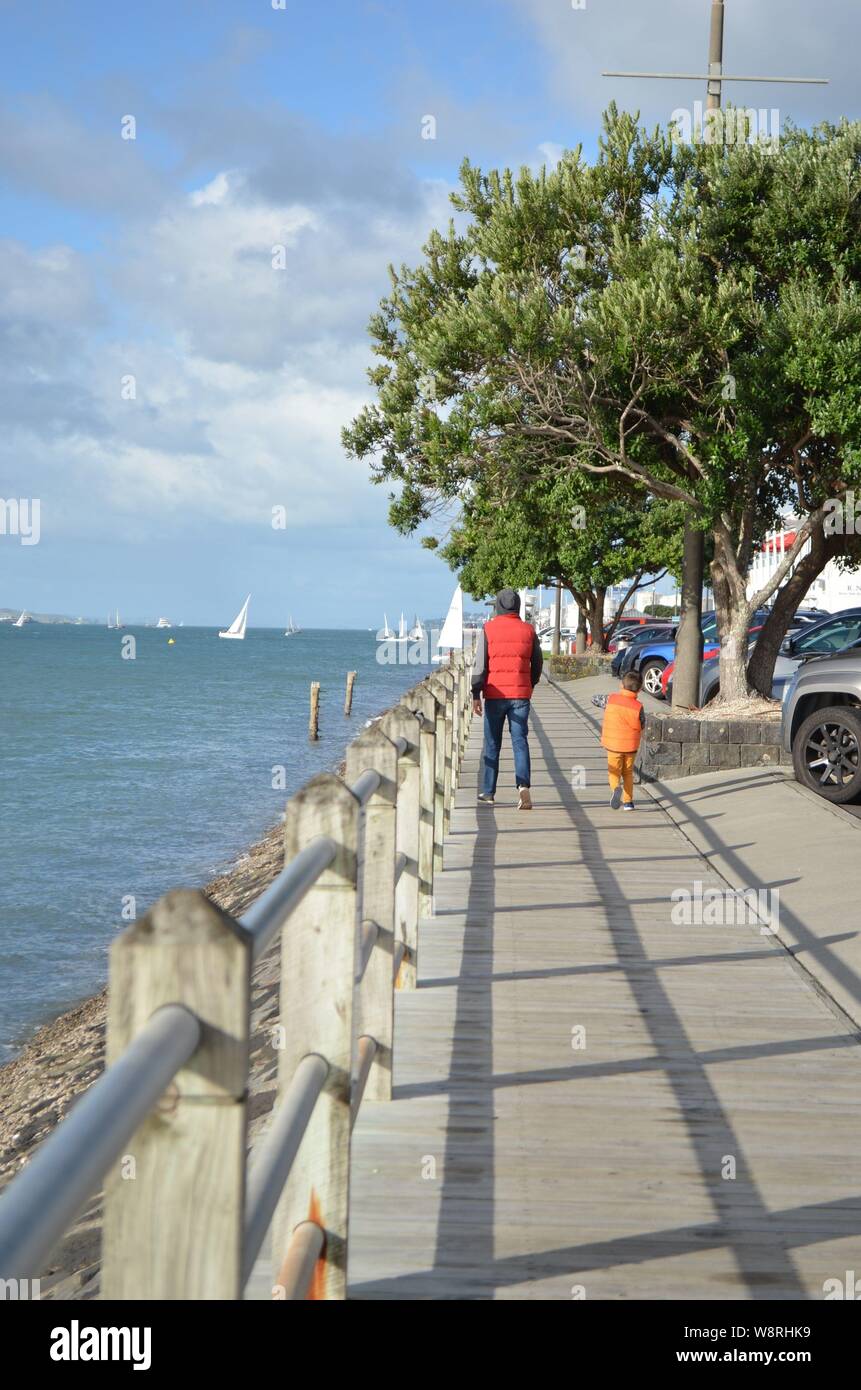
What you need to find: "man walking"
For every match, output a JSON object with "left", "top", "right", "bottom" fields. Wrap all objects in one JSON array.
[{"left": 471, "top": 588, "right": 543, "bottom": 809}]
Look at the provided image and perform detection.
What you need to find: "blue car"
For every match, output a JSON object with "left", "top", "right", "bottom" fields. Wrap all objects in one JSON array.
[{"left": 624, "top": 610, "right": 772, "bottom": 699}]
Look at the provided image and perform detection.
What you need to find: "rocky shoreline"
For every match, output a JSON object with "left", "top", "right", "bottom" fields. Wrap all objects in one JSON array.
[{"left": 0, "top": 727, "right": 380, "bottom": 1300}]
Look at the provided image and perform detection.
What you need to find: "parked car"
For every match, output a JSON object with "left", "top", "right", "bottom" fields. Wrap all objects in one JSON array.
[
  {"left": 772, "top": 609, "right": 861, "bottom": 689},
  {"left": 609, "top": 621, "right": 677, "bottom": 654},
  {"left": 785, "top": 607, "right": 831, "bottom": 633},
  {"left": 626, "top": 610, "right": 772, "bottom": 699},
  {"left": 782, "top": 642, "right": 861, "bottom": 802},
  {"left": 661, "top": 629, "right": 765, "bottom": 704},
  {"left": 610, "top": 625, "right": 677, "bottom": 676}
]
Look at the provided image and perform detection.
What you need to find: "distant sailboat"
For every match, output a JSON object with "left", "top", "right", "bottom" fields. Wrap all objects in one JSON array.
[
  {"left": 219, "top": 594, "right": 250, "bottom": 640},
  {"left": 114, "top": 608, "right": 124, "bottom": 630},
  {"left": 156, "top": 616, "right": 172, "bottom": 629},
  {"left": 432, "top": 585, "right": 463, "bottom": 663},
  {"left": 378, "top": 613, "right": 394, "bottom": 641},
  {"left": 408, "top": 614, "right": 425, "bottom": 641},
  {"left": 396, "top": 612, "right": 408, "bottom": 642},
  {"left": 284, "top": 615, "right": 301, "bottom": 637},
  {"left": 14, "top": 610, "right": 28, "bottom": 628}
]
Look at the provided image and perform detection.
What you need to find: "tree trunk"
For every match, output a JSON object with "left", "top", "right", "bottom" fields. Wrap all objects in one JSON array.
[
  {"left": 746, "top": 526, "right": 848, "bottom": 696},
  {"left": 564, "top": 580, "right": 589, "bottom": 654},
  {"left": 672, "top": 520, "right": 705, "bottom": 709},
  {"left": 587, "top": 587, "right": 607, "bottom": 650},
  {"left": 711, "top": 524, "right": 754, "bottom": 705},
  {"left": 551, "top": 579, "right": 562, "bottom": 656},
  {"left": 575, "top": 608, "right": 587, "bottom": 655}
]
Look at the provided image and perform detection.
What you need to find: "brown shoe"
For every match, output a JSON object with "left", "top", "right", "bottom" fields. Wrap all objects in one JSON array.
[{"left": 517, "top": 787, "right": 532, "bottom": 811}]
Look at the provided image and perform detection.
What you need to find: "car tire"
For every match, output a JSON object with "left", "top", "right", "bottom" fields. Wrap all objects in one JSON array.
[
  {"left": 640, "top": 659, "right": 667, "bottom": 699},
  {"left": 792, "top": 705, "right": 861, "bottom": 803}
]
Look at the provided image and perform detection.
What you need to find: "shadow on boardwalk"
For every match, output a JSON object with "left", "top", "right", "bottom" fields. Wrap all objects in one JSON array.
[{"left": 349, "top": 681, "right": 861, "bottom": 1300}]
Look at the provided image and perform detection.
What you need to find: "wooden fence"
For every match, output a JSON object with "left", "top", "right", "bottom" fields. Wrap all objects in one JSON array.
[{"left": 0, "top": 647, "right": 475, "bottom": 1300}]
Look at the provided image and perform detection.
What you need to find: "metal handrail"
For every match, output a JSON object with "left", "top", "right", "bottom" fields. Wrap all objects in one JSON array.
[
  {"left": 356, "top": 920, "right": 379, "bottom": 981},
  {"left": 275, "top": 1221, "right": 325, "bottom": 1300},
  {"left": 0, "top": 1004, "right": 200, "bottom": 1280},
  {"left": 351, "top": 1036, "right": 378, "bottom": 1130},
  {"left": 0, "top": 657, "right": 472, "bottom": 1298},
  {"left": 243, "top": 1052, "right": 329, "bottom": 1285},
  {"left": 350, "top": 768, "right": 382, "bottom": 807},
  {"left": 245, "top": 836, "right": 337, "bottom": 962}
]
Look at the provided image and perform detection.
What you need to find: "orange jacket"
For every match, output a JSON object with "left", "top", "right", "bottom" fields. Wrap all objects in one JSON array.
[{"left": 600, "top": 690, "right": 645, "bottom": 753}]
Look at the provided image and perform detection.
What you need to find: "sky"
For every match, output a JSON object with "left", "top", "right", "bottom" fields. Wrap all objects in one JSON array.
[{"left": 0, "top": 0, "right": 858, "bottom": 626}]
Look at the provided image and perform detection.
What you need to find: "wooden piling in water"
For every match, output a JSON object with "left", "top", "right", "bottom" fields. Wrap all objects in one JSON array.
[
  {"left": 344, "top": 670, "right": 357, "bottom": 716},
  {"left": 309, "top": 681, "right": 320, "bottom": 741}
]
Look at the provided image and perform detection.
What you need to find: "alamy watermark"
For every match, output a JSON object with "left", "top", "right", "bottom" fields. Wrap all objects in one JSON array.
[
  {"left": 670, "top": 880, "right": 779, "bottom": 935},
  {"left": 671, "top": 102, "right": 781, "bottom": 153},
  {"left": 824, "top": 491, "right": 861, "bottom": 535},
  {"left": 0, "top": 498, "right": 40, "bottom": 545}
]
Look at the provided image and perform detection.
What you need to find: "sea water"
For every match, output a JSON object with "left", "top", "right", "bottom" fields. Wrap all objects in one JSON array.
[{"left": 0, "top": 624, "right": 429, "bottom": 1059}]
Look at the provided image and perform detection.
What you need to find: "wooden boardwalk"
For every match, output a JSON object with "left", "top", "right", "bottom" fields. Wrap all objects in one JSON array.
[{"left": 348, "top": 680, "right": 861, "bottom": 1299}]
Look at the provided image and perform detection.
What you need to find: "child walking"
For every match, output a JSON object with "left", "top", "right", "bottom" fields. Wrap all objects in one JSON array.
[{"left": 600, "top": 671, "right": 646, "bottom": 811}]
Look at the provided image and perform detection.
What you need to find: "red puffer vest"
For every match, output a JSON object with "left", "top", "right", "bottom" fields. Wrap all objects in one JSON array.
[{"left": 484, "top": 614, "right": 535, "bottom": 699}]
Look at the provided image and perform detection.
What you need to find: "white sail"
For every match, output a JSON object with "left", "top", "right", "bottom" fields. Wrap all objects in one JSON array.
[
  {"left": 14, "top": 610, "right": 27, "bottom": 627},
  {"left": 219, "top": 594, "right": 250, "bottom": 640},
  {"left": 433, "top": 585, "right": 463, "bottom": 661},
  {"left": 115, "top": 609, "right": 123, "bottom": 629},
  {"left": 397, "top": 612, "right": 407, "bottom": 641},
  {"left": 284, "top": 614, "right": 300, "bottom": 636},
  {"left": 378, "top": 612, "right": 393, "bottom": 640},
  {"left": 409, "top": 614, "right": 425, "bottom": 641}
]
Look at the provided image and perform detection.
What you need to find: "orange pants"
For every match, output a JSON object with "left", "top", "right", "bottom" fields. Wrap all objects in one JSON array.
[{"left": 607, "top": 750, "right": 636, "bottom": 803}]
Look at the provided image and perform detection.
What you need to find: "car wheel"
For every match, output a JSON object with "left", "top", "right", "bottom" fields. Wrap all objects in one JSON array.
[
  {"left": 640, "top": 659, "right": 666, "bottom": 699},
  {"left": 792, "top": 705, "right": 861, "bottom": 803},
  {"left": 702, "top": 680, "right": 718, "bottom": 706}
]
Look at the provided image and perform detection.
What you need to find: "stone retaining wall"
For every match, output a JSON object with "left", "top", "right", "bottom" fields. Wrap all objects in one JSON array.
[{"left": 640, "top": 714, "right": 790, "bottom": 781}]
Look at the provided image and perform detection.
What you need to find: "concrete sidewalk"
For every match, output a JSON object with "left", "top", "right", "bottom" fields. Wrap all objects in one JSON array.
[{"left": 562, "top": 672, "right": 861, "bottom": 1030}]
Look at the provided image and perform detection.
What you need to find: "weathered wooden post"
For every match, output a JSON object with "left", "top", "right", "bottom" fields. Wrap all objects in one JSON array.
[
  {"left": 274, "top": 773, "right": 360, "bottom": 1300},
  {"left": 433, "top": 667, "right": 457, "bottom": 834},
  {"left": 380, "top": 705, "right": 421, "bottom": 991},
  {"left": 450, "top": 650, "right": 464, "bottom": 783},
  {"left": 402, "top": 682, "right": 439, "bottom": 920},
  {"left": 346, "top": 726, "right": 398, "bottom": 1101},
  {"left": 309, "top": 681, "right": 320, "bottom": 741},
  {"left": 425, "top": 674, "right": 449, "bottom": 878},
  {"left": 344, "top": 670, "right": 357, "bottom": 716},
  {"left": 103, "top": 890, "right": 253, "bottom": 1299}
]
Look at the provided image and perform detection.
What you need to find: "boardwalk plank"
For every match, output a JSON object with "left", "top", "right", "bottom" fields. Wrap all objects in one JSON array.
[{"left": 348, "top": 682, "right": 861, "bottom": 1300}]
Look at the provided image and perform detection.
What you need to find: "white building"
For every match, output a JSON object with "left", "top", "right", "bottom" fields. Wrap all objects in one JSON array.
[{"left": 746, "top": 521, "right": 861, "bottom": 611}]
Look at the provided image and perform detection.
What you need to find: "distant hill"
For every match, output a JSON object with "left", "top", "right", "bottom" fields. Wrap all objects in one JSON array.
[{"left": 0, "top": 609, "right": 90, "bottom": 625}]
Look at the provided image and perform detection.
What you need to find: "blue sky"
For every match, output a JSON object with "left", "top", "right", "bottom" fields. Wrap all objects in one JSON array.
[{"left": 1, "top": 0, "right": 857, "bottom": 626}]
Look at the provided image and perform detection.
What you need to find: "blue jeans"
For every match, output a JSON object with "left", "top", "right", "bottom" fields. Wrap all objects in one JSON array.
[{"left": 481, "top": 698, "right": 531, "bottom": 795}]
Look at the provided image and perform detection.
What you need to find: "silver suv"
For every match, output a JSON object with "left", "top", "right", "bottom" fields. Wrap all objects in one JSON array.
[{"left": 781, "top": 642, "right": 861, "bottom": 802}]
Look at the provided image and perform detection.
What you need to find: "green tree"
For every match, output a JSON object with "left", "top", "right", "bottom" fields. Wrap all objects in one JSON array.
[
  {"left": 344, "top": 109, "right": 861, "bottom": 703},
  {"left": 438, "top": 474, "right": 684, "bottom": 650}
]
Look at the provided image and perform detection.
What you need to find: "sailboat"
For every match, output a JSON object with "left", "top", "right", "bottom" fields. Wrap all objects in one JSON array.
[
  {"left": 114, "top": 608, "right": 124, "bottom": 630},
  {"left": 432, "top": 585, "right": 464, "bottom": 663},
  {"left": 396, "top": 612, "right": 408, "bottom": 642},
  {"left": 284, "top": 615, "right": 301, "bottom": 637},
  {"left": 377, "top": 613, "right": 394, "bottom": 641},
  {"left": 408, "top": 614, "right": 425, "bottom": 641},
  {"left": 219, "top": 594, "right": 250, "bottom": 640},
  {"left": 13, "top": 610, "right": 28, "bottom": 628}
]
